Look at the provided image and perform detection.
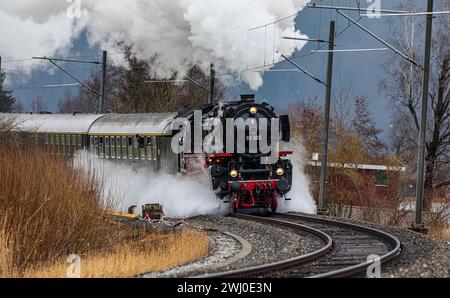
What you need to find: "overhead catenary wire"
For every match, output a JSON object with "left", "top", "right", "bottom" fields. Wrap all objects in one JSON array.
[
  {"left": 336, "top": 10, "right": 420, "bottom": 67},
  {"left": 312, "top": 47, "right": 389, "bottom": 53},
  {"left": 360, "top": 10, "right": 450, "bottom": 17}
]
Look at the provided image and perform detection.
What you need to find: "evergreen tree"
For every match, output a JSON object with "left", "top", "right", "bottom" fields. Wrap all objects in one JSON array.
[
  {"left": 351, "top": 96, "right": 386, "bottom": 157},
  {"left": 0, "top": 71, "right": 15, "bottom": 113}
]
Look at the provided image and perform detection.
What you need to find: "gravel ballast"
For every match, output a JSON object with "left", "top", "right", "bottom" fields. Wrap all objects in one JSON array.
[
  {"left": 144, "top": 215, "right": 323, "bottom": 277},
  {"left": 296, "top": 214, "right": 450, "bottom": 278}
]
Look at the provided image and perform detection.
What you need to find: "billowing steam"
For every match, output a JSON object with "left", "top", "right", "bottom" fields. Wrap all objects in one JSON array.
[
  {"left": 74, "top": 151, "right": 229, "bottom": 218},
  {"left": 0, "top": 0, "right": 310, "bottom": 89},
  {"left": 278, "top": 139, "right": 316, "bottom": 214},
  {"left": 74, "top": 145, "right": 316, "bottom": 219}
]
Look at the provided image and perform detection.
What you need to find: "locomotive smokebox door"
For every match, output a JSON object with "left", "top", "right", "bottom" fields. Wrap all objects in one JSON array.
[{"left": 142, "top": 204, "right": 164, "bottom": 220}]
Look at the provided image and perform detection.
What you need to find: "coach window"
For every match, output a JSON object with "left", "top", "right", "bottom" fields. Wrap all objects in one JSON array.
[
  {"left": 76, "top": 135, "right": 82, "bottom": 150},
  {"left": 104, "top": 137, "right": 110, "bottom": 158},
  {"left": 118, "top": 137, "right": 123, "bottom": 159},
  {"left": 126, "top": 137, "right": 132, "bottom": 159},
  {"left": 68, "top": 135, "right": 72, "bottom": 156},
  {"left": 48, "top": 135, "right": 53, "bottom": 154},
  {"left": 115, "top": 137, "right": 121, "bottom": 159},
  {"left": 375, "top": 170, "right": 388, "bottom": 187},
  {"left": 60, "top": 135, "right": 65, "bottom": 156},
  {"left": 66, "top": 135, "right": 70, "bottom": 156},
  {"left": 111, "top": 137, "right": 116, "bottom": 159},
  {"left": 44, "top": 135, "right": 50, "bottom": 152},
  {"left": 94, "top": 137, "right": 100, "bottom": 156},
  {"left": 54, "top": 135, "right": 59, "bottom": 155},
  {"left": 98, "top": 137, "right": 103, "bottom": 158},
  {"left": 112, "top": 137, "right": 117, "bottom": 158},
  {"left": 60, "top": 135, "right": 64, "bottom": 155},
  {"left": 53, "top": 135, "right": 57, "bottom": 155},
  {"left": 65, "top": 135, "right": 70, "bottom": 156},
  {"left": 90, "top": 137, "right": 94, "bottom": 153},
  {"left": 138, "top": 137, "right": 144, "bottom": 160},
  {"left": 71, "top": 135, "right": 76, "bottom": 155},
  {"left": 71, "top": 135, "right": 75, "bottom": 155},
  {"left": 56, "top": 135, "right": 60, "bottom": 154},
  {"left": 58, "top": 135, "right": 62, "bottom": 155}
]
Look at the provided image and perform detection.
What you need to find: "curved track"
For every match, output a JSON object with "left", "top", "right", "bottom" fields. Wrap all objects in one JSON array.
[{"left": 205, "top": 213, "right": 401, "bottom": 278}]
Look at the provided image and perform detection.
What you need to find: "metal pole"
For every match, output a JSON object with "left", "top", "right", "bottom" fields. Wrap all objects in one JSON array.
[
  {"left": 0, "top": 56, "right": 2, "bottom": 73},
  {"left": 318, "top": 20, "right": 335, "bottom": 216},
  {"left": 208, "top": 63, "right": 215, "bottom": 104},
  {"left": 99, "top": 51, "right": 107, "bottom": 114},
  {"left": 412, "top": 0, "right": 433, "bottom": 233}
]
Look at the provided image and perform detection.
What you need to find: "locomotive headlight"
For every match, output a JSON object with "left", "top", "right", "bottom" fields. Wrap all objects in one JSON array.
[
  {"left": 230, "top": 169, "right": 238, "bottom": 178},
  {"left": 249, "top": 106, "right": 257, "bottom": 114},
  {"left": 276, "top": 167, "right": 285, "bottom": 176}
]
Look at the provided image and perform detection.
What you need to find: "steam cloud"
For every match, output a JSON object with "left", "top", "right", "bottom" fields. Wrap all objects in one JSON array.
[
  {"left": 74, "top": 145, "right": 316, "bottom": 219},
  {"left": 0, "top": 0, "right": 310, "bottom": 89},
  {"left": 74, "top": 151, "right": 230, "bottom": 218}
]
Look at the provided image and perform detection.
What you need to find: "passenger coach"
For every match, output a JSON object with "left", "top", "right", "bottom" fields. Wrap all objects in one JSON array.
[{"left": 0, "top": 113, "right": 179, "bottom": 173}]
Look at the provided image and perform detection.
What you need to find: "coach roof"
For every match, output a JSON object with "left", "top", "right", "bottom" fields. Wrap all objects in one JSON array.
[
  {"left": 0, "top": 113, "right": 105, "bottom": 134},
  {"left": 87, "top": 113, "right": 178, "bottom": 136}
]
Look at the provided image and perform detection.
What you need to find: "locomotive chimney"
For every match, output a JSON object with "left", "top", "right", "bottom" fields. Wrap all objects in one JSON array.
[{"left": 240, "top": 94, "right": 255, "bottom": 102}]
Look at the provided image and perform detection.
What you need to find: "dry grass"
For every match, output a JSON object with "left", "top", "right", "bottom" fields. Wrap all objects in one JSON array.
[
  {"left": 0, "top": 146, "right": 120, "bottom": 275},
  {"left": 19, "top": 229, "right": 208, "bottom": 278},
  {"left": 429, "top": 224, "right": 450, "bottom": 242},
  {"left": 0, "top": 121, "right": 209, "bottom": 278}
]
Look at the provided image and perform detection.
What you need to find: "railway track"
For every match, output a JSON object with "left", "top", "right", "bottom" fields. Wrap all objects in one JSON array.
[{"left": 204, "top": 213, "right": 401, "bottom": 278}]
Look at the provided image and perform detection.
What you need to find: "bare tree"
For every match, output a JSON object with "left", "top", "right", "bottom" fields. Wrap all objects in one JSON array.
[
  {"left": 380, "top": 0, "right": 449, "bottom": 209},
  {"left": 12, "top": 101, "right": 25, "bottom": 113},
  {"left": 31, "top": 96, "right": 47, "bottom": 113},
  {"left": 332, "top": 80, "right": 353, "bottom": 137},
  {"left": 288, "top": 97, "right": 323, "bottom": 154},
  {"left": 58, "top": 51, "right": 227, "bottom": 114}
]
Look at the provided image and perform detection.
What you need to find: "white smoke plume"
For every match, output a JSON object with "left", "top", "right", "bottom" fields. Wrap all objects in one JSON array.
[
  {"left": 0, "top": 0, "right": 310, "bottom": 89},
  {"left": 74, "top": 151, "right": 229, "bottom": 218},
  {"left": 278, "top": 161, "right": 316, "bottom": 214},
  {"left": 74, "top": 142, "right": 316, "bottom": 219}
]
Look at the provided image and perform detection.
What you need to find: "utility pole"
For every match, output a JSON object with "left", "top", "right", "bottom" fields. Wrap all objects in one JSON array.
[
  {"left": 412, "top": 0, "right": 434, "bottom": 233},
  {"left": 317, "top": 20, "right": 335, "bottom": 216},
  {"left": 0, "top": 56, "right": 2, "bottom": 73},
  {"left": 99, "top": 50, "right": 107, "bottom": 114},
  {"left": 208, "top": 63, "right": 215, "bottom": 104}
]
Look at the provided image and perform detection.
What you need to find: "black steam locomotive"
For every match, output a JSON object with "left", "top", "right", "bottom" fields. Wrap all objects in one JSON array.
[{"left": 179, "top": 94, "right": 293, "bottom": 212}]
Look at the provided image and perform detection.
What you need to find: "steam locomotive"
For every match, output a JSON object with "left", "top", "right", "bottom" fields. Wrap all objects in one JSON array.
[
  {"left": 178, "top": 94, "right": 293, "bottom": 212},
  {"left": 0, "top": 94, "right": 293, "bottom": 213}
]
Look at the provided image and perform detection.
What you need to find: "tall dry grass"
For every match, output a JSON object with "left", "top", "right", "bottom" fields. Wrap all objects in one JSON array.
[
  {"left": 21, "top": 229, "right": 209, "bottom": 278},
  {"left": 0, "top": 121, "right": 121, "bottom": 275}
]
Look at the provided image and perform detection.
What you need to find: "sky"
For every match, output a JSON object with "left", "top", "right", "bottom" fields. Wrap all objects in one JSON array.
[{"left": 2, "top": 0, "right": 428, "bottom": 141}]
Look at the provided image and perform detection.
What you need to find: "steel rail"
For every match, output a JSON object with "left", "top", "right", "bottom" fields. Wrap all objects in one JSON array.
[
  {"left": 275, "top": 213, "right": 402, "bottom": 278},
  {"left": 206, "top": 213, "right": 401, "bottom": 278},
  {"left": 197, "top": 213, "right": 333, "bottom": 278}
]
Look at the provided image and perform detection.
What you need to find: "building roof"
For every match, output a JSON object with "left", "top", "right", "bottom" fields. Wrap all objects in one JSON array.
[{"left": 307, "top": 161, "right": 406, "bottom": 172}]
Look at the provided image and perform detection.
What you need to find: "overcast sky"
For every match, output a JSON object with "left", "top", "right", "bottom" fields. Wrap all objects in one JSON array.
[{"left": 4, "top": 0, "right": 429, "bottom": 140}]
